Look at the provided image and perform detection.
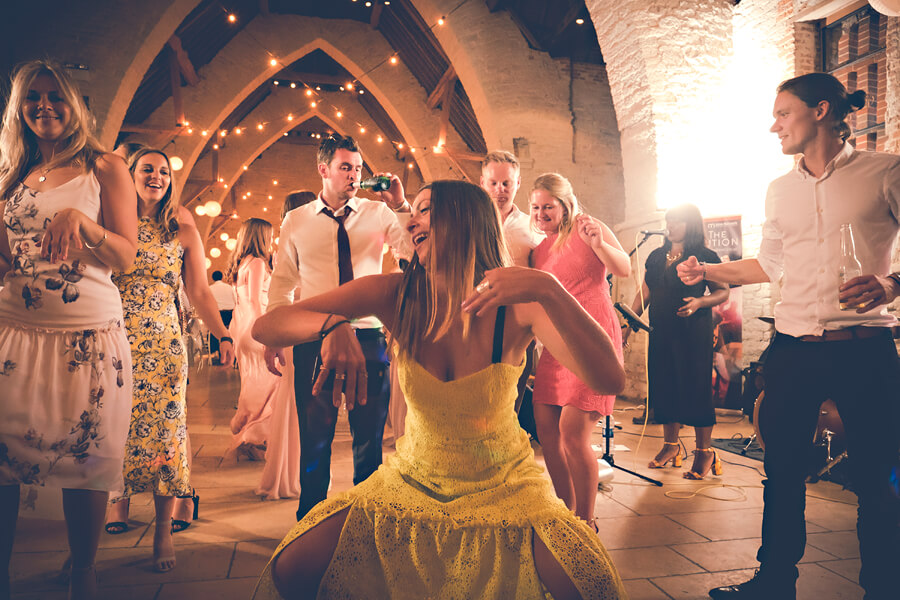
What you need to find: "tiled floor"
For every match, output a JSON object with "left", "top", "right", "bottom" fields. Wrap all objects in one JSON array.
[{"left": 10, "top": 364, "right": 864, "bottom": 599}]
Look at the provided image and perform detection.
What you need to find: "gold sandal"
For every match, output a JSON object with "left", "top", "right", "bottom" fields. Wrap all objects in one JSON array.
[
  {"left": 683, "top": 448, "right": 723, "bottom": 480},
  {"left": 648, "top": 441, "right": 683, "bottom": 468}
]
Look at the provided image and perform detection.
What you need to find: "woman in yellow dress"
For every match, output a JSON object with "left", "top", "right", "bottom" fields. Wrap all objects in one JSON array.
[
  {"left": 252, "top": 180, "right": 627, "bottom": 599},
  {"left": 108, "top": 148, "right": 234, "bottom": 572}
]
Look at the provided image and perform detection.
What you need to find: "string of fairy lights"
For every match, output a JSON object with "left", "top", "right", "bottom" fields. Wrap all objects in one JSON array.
[{"left": 183, "top": 0, "right": 475, "bottom": 239}]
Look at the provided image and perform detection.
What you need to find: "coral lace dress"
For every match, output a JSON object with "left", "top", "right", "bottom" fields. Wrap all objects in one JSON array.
[
  {"left": 253, "top": 308, "right": 626, "bottom": 599},
  {"left": 532, "top": 232, "right": 622, "bottom": 415}
]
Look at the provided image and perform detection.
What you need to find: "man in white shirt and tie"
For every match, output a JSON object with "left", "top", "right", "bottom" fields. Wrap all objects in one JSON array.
[
  {"left": 679, "top": 73, "right": 900, "bottom": 600},
  {"left": 265, "top": 134, "right": 411, "bottom": 520}
]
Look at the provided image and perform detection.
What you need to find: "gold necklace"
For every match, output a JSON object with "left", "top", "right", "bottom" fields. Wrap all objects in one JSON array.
[
  {"left": 36, "top": 148, "right": 57, "bottom": 183},
  {"left": 666, "top": 250, "right": 683, "bottom": 263}
]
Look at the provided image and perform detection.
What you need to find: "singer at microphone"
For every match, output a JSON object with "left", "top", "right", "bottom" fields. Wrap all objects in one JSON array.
[{"left": 639, "top": 229, "right": 668, "bottom": 236}]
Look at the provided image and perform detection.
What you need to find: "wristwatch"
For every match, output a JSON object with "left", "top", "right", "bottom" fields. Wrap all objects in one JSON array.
[{"left": 888, "top": 272, "right": 900, "bottom": 291}]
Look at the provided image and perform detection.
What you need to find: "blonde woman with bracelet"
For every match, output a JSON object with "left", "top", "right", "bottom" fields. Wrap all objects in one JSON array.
[
  {"left": 105, "top": 148, "right": 233, "bottom": 574},
  {"left": 0, "top": 59, "right": 137, "bottom": 600}
]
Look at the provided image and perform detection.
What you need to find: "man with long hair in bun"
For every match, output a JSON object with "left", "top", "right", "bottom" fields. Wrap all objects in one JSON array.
[{"left": 679, "top": 73, "right": 900, "bottom": 600}]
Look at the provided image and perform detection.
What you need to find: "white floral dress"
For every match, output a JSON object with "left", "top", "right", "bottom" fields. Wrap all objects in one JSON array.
[
  {"left": 112, "top": 217, "right": 190, "bottom": 497},
  {"left": 0, "top": 172, "right": 132, "bottom": 492}
]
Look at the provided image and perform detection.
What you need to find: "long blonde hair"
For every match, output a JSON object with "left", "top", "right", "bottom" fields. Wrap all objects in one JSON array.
[
  {"left": 0, "top": 59, "right": 105, "bottom": 200},
  {"left": 225, "top": 218, "right": 273, "bottom": 284},
  {"left": 129, "top": 148, "right": 180, "bottom": 242},
  {"left": 393, "top": 180, "right": 509, "bottom": 359},
  {"left": 532, "top": 173, "right": 580, "bottom": 252}
]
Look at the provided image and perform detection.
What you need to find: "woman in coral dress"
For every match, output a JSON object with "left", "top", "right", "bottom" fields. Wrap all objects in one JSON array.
[
  {"left": 530, "top": 173, "right": 630, "bottom": 529},
  {"left": 0, "top": 60, "right": 137, "bottom": 600},
  {"left": 251, "top": 180, "right": 627, "bottom": 600},
  {"left": 226, "top": 218, "right": 277, "bottom": 459}
]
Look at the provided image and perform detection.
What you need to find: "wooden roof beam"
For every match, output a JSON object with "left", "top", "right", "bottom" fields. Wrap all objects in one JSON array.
[
  {"left": 485, "top": 0, "right": 509, "bottom": 12},
  {"left": 167, "top": 35, "right": 200, "bottom": 86},
  {"left": 370, "top": 2, "right": 383, "bottom": 28},
  {"left": 547, "top": 3, "right": 583, "bottom": 46},
  {"left": 426, "top": 66, "right": 457, "bottom": 110}
]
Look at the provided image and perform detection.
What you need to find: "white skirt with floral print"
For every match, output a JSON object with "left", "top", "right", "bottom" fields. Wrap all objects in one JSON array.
[{"left": 0, "top": 319, "right": 132, "bottom": 492}]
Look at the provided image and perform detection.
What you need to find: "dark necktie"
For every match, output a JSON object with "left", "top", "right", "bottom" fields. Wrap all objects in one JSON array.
[{"left": 322, "top": 207, "right": 354, "bottom": 285}]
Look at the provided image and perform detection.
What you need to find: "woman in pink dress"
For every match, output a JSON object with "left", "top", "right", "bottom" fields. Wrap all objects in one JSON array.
[
  {"left": 226, "top": 218, "right": 276, "bottom": 459},
  {"left": 255, "top": 191, "right": 316, "bottom": 499},
  {"left": 530, "top": 173, "right": 630, "bottom": 528}
]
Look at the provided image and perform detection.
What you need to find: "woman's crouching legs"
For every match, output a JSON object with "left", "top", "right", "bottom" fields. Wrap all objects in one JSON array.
[{"left": 272, "top": 507, "right": 350, "bottom": 600}]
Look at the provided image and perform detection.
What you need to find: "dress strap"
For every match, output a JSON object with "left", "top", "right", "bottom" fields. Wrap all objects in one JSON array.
[{"left": 491, "top": 305, "right": 506, "bottom": 364}]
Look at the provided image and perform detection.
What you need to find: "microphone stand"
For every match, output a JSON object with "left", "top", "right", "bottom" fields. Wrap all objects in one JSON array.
[
  {"left": 606, "top": 303, "right": 662, "bottom": 487},
  {"left": 607, "top": 231, "right": 659, "bottom": 291}
]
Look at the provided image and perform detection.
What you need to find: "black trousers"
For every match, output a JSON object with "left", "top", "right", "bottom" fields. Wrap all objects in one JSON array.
[
  {"left": 209, "top": 309, "right": 233, "bottom": 356},
  {"left": 293, "top": 329, "right": 390, "bottom": 520},
  {"left": 757, "top": 330, "right": 900, "bottom": 598}
]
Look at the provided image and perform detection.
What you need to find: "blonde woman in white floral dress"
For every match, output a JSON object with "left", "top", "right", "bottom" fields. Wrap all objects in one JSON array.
[
  {"left": 0, "top": 60, "right": 137, "bottom": 600},
  {"left": 107, "top": 148, "right": 234, "bottom": 574}
]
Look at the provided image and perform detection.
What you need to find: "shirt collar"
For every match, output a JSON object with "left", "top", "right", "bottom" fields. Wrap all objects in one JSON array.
[
  {"left": 795, "top": 142, "right": 855, "bottom": 180},
  {"left": 315, "top": 194, "right": 358, "bottom": 216}
]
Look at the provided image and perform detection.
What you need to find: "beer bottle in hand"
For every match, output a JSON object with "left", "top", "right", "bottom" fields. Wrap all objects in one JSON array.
[
  {"left": 358, "top": 176, "right": 391, "bottom": 192},
  {"left": 838, "top": 223, "right": 863, "bottom": 310}
]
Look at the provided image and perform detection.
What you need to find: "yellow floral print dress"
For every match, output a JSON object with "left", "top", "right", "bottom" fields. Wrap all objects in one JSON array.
[{"left": 112, "top": 217, "right": 190, "bottom": 497}]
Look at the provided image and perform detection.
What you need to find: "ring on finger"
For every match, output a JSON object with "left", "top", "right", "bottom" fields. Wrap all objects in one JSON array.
[
  {"left": 476, "top": 280, "right": 491, "bottom": 294},
  {"left": 334, "top": 373, "right": 346, "bottom": 381}
]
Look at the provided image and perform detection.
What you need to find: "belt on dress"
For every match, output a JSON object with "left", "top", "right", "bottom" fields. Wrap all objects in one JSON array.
[{"left": 783, "top": 326, "right": 890, "bottom": 343}]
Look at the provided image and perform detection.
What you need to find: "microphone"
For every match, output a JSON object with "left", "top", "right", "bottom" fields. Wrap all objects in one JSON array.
[
  {"left": 639, "top": 229, "right": 668, "bottom": 236},
  {"left": 614, "top": 302, "right": 652, "bottom": 333}
]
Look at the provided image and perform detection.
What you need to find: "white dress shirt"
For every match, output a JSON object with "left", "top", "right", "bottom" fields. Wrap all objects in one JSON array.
[
  {"left": 503, "top": 205, "right": 545, "bottom": 267},
  {"left": 267, "top": 194, "right": 412, "bottom": 330},
  {"left": 209, "top": 280, "right": 235, "bottom": 311},
  {"left": 757, "top": 142, "right": 900, "bottom": 336}
]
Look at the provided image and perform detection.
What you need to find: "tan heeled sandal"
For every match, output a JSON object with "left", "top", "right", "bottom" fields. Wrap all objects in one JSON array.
[
  {"left": 683, "top": 448, "right": 723, "bottom": 480},
  {"left": 648, "top": 441, "right": 683, "bottom": 468}
]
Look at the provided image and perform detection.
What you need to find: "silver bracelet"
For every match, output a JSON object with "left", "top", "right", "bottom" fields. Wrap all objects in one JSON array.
[{"left": 83, "top": 230, "right": 107, "bottom": 250}]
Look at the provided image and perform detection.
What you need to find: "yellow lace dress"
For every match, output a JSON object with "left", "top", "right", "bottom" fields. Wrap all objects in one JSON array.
[{"left": 253, "top": 343, "right": 627, "bottom": 599}]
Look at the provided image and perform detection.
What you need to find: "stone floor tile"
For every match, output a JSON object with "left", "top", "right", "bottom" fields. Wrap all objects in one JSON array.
[
  {"left": 595, "top": 514, "right": 707, "bottom": 550},
  {"left": 818, "top": 558, "right": 861, "bottom": 583},
  {"left": 96, "top": 543, "right": 234, "bottom": 586},
  {"left": 607, "top": 546, "right": 704, "bottom": 580},
  {"left": 797, "top": 562, "right": 862, "bottom": 600},
  {"left": 621, "top": 578, "right": 672, "bottom": 600},
  {"left": 229, "top": 540, "right": 281, "bottom": 579},
  {"left": 650, "top": 568, "right": 758, "bottom": 599},
  {"left": 671, "top": 538, "right": 837, "bottom": 572},
  {"left": 806, "top": 530, "right": 859, "bottom": 559},
  {"left": 157, "top": 576, "right": 258, "bottom": 599}
]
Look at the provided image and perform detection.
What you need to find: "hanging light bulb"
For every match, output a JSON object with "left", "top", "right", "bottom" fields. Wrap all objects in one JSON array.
[
  {"left": 220, "top": 232, "right": 229, "bottom": 241},
  {"left": 205, "top": 257, "right": 212, "bottom": 269},
  {"left": 210, "top": 247, "right": 222, "bottom": 258},
  {"left": 225, "top": 238, "right": 238, "bottom": 251},
  {"left": 228, "top": 14, "right": 237, "bottom": 23},
  {"left": 170, "top": 156, "right": 184, "bottom": 171},
  {"left": 195, "top": 204, "right": 207, "bottom": 216},
  {"left": 204, "top": 200, "right": 223, "bottom": 217}
]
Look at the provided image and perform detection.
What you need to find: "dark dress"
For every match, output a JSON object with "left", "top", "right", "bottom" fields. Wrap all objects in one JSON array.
[{"left": 645, "top": 246, "right": 721, "bottom": 426}]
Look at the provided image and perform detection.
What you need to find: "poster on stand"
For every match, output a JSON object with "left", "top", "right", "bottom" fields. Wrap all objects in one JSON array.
[{"left": 704, "top": 216, "right": 743, "bottom": 409}]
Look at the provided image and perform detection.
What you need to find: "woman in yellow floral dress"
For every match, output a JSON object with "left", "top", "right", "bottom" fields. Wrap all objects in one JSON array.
[
  {"left": 109, "top": 148, "right": 233, "bottom": 573},
  {"left": 252, "top": 181, "right": 627, "bottom": 600}
]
